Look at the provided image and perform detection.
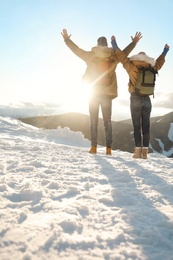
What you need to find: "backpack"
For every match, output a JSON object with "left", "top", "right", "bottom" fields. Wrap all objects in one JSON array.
[
  {"left": 134, "top": 66, "right": 158, "bottom": 96},
  {"left": 94, "top": 58, "right": 114, "bottom": 86}
]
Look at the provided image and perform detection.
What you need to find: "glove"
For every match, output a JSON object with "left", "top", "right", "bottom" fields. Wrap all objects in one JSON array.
[
  {"left": 162, "top": 44, "right": 169, "bottom": 56},
  {"left": 111, "top": 36, "right": 118, "bottom": 51}
]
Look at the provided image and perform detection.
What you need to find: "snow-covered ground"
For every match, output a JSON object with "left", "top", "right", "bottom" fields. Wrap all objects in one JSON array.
[{"left": 0, "top": 116, "right": 173, "bottom": 260}]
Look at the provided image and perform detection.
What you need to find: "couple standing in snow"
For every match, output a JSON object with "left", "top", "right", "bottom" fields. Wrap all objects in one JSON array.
[{"left": 61, "top": 29, "right": 169, "bottom": 159}]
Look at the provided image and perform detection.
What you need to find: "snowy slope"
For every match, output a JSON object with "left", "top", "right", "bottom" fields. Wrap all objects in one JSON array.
[{"left": 0, "top": 117, "right": 173, "bottom": 260}]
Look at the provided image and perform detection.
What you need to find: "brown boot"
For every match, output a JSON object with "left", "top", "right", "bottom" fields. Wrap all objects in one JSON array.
[
  {"left": 89, "top": 146, "right": 97, "bottom": 154},
  {"left": 142, "top": 147, "right": 148, "bottom": 159},
  {"left": 106, "top": 147, "right": 112, "bottom": 155},
  {"left": 133, "top": 147, "right": 142, "bottom": 158}
]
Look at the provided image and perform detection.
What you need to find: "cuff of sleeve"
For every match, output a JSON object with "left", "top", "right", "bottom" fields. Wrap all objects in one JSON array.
[
  {"left": 162, "top": 48, "right": 169, "bottom": 56},
  {"left": 111, "top": 40, "right": 118, "bottom": 51}
]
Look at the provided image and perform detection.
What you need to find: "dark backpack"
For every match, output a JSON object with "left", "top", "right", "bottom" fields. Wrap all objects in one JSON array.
[
  {"left": 134, "top": 66, "right": 158, "bottom": 96},
  {"left": 94, "top": 58, "right": 114, "bottom": 86}
]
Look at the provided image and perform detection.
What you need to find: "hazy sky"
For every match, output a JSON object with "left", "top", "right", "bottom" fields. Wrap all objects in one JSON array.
[{"left": 0, "top": 0, "right": 172, "bottom": 120}]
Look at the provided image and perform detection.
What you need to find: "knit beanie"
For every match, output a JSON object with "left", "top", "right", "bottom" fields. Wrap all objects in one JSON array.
[{"left": 97, "top": 36, "right": 108, "bottom": 47}]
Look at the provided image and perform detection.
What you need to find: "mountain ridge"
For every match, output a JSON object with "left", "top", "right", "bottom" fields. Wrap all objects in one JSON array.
[{"left": 19, "top": 111, "right": 173, "bottom": 157}]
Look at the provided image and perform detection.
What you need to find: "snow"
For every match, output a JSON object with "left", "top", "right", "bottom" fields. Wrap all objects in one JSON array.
[
  {"left": 168, "top": 123, "right": 173, "bottom": 142},
  {"left": 0, "top": 115, "right": 173, "bottom": 260}
]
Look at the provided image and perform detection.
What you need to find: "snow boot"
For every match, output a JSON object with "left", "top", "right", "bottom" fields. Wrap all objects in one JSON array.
[
  {"left": 89, "top": 146, "right": 97, "bottom": 154},
  {"left": 142, "top": 147, "right": 148, "bottom": 159},
  {"left": 133, "top": 147, "right": 142, "bottom": 158},
  {"left": 106, "top": 147, "right": 112, "bottom": 155}
]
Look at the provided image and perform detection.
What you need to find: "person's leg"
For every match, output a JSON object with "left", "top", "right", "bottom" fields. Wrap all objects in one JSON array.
[
  {"left": 100, "top": 96, "right": 112, "bottom": 154},
  {"left": 141, "top": 96, "right": 152, "bottom": 147},
  {"left": 130, "top": 93, "right": 142, "bottom": 147},
  {"left": 130, "top": 93, "right": 143, "bottom": 158},
  {"left": 141, "top": 96, "right": 152, "bottom": 158},
  {"left": 89, "top": 96, "right": 99, "bottom": 152}
]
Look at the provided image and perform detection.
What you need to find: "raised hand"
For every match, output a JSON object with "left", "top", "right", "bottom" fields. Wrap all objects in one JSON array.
[
  {"left": 111, "top": 35, "right": 116, "bottom": 41},
  {"left": 111, "top": 35, "right": 118, "bottom": 50},
  {"left": 61, "top": 29, "right": 71, "bottom": 40},
  {"left": 165, "top": 44, "right": 170, "bottom": 49},
  {"left": 131, "top": 32, "right": 142, "bottom": 43}
]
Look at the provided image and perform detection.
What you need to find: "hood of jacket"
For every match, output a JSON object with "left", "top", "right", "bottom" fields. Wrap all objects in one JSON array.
[
  {"left": 91, "top": 46, "right": 113, "bottom": 59},
  {"left": 129, "top": 53, "right": 156, "bottom": 67}
]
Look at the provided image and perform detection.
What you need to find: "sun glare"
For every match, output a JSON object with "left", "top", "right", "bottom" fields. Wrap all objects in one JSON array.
[{"left": 59, "top": 80, "right": 92, "bottom": 113}]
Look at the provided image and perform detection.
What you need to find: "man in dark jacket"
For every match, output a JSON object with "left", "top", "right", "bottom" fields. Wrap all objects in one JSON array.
[{"left": 61, "top": 29, "right": 142, "bottom": 155}]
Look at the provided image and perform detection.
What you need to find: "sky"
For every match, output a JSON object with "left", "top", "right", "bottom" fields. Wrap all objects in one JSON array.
[
  {"left": 0, "top": 0, "right": 173, "bottom": 121},
  {"left": 0, "top": 112, "right": 173, "bottom": 259}
]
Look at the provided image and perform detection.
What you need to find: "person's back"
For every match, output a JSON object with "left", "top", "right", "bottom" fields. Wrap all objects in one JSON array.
[
  {"left": 83, "top": 44, "right": 118, "bottom": 98},
  {"left": 111, "top": 36, "right": 170, "bottom": 159},
  {"left": 61, "top": 29, "right": 137, "bottom": 99}
]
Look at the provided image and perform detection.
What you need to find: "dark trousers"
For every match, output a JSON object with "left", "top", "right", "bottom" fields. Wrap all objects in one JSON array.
[
  {"left": 89, "top": 95, "right": 112, "bottom": 147},
  {"left": 130, "top": 93, "right": 152, "bottom": 147}
]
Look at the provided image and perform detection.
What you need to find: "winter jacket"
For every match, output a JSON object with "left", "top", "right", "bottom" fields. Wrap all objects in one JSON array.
[
  {"left": 115, "top": 49, "right": 166, "bottom": 93},
  {"left": 64, "top": 38, "right": 136, "bottom": 99}
]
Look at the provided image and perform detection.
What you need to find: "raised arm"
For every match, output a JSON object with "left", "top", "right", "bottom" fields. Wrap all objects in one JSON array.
[
  {"left": 111, "top": 32, "right": 142, "bottom": 56},
  {"left": 61, "top": 28, "right": 89, "bottom": 61},
  {"left": 110, "top": 35, "right": 136, "bottom": 76},
  {"left": 155, "top": 43, "right": 170, "bottom": 71}
]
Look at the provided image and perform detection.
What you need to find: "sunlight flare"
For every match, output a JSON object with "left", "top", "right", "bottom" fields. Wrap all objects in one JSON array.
[{"left": 59, "top": 80, "right": 92, "bottom": 112}]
